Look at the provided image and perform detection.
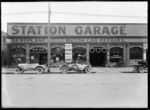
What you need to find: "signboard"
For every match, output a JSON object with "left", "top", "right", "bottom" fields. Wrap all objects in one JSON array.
[
  {"left": 7, "top": 23, "right": 147, "bottom": 37},
  {"left": 65, "top": 44, "right": 72, "bottom": 62},
  {"left": 65, "top": 44, "right": 72, "bottom": 50},
  {"left": 7, "top": 38, "right": 125, "bottom": 43},
  {"left": 6, "top": 37, "right": 148, "bottom": 44},
  {"left": 143, "top": 43, "right": 148, "bottom": 49}
]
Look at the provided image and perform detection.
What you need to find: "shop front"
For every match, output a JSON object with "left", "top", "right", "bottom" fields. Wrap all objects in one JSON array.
[{"left": 6, "top": 23, "right": 147, "bottom": 67}]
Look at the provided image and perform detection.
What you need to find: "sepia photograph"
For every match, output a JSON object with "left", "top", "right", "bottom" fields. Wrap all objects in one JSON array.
[{"left": 1, "top": 1, "right": 148, "bottom": 108}]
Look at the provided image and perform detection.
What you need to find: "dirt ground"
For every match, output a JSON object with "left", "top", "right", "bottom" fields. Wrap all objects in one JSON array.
[{"left": 2, "top": 68, "right": 147, "bottom": 108}]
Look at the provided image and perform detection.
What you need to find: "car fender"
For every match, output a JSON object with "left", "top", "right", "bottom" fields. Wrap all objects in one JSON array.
[
  {"left": 35, "top": 66, "right": 45, "bottom": 70},
  {"left": 77, "top": 65, "right": 88, "bottom": 70},
  {"left": 60, "top": 65, "right": 68, "bottom": 69},
  {"left": 16, "top": 66, "right": 23, "bottom": 70}
]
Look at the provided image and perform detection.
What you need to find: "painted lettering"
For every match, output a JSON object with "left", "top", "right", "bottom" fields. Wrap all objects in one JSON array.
[
  {"left": 87, "top": 39, "right": 92, "bottom": 42},
  {"left": 50, "top": 26, "right": 57, "bottom": 35},
  {"left": 27, "top": 26, "right": 36, "bottom": 35},
  {"left": 45, "top": 26, "right": 48, "bottom": 34},
  {"left": 58, "top": 26, "right": 66, "bottom": 35},
  {"left": 36, "top": 26, "right": 42, "bottom": 35},
  {"left": 28, "top": 39, "right": 32, "bottom": 43},
  {"left": 12, "top": 26, "right": 19, "bottom": 35},
  {"left": 94, "top": 26, "right": 101, "bottom": 35},
  {"left": 66, "top": 38, "right": 70, "bottom": 42},
  {"left": 111, "top": 26, "right": 118, "bottom": 34},
  {"left": 84, "top": 26, "right": 92, "bottom": 35},
  {"left": 75, "top": 26, "right": 83, "bottom": 34},
  {"left": 20, "top": 26, "right": 27, "bottom": 35},
  {"left": 120, "top": 26, "right": 126, "bottom": 35},
  {"left": 102, "top": 26, "right": 110, "bottom": 35}
]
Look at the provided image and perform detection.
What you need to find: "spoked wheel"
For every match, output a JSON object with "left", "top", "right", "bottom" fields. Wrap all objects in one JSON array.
[
  {"left": 84, "top": 66, "right": 91, "bottom": 74},
  {"left": 36, "top": 67, "right": 44, "bottom": 74},
  {"left": 138, "top": 66, "right": 145, "bottom": 73},
  {"left": 133, "top": 67, "right": 139, "bottom": 73},
  {"left": 14, "top": 67, "right": 21, "bottom": 74},
  {"left": 61, "top": 66, "right": 68, "bottom": 74}
]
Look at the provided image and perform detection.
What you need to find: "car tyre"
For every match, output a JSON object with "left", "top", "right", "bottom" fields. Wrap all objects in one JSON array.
[
  {"left": 84, "top": 66, "right": 91, "bottom": 74},
  {"left": 36, "top": 67, "right": 44, "bottom": 74},
  {"left": 14, "top": 67, "right": 21, "bottom": 74},
  {"left": 133, "top": 67, "right": 139, "bottom": 73},
  {"left": 138, "top": 66, "right": 145, "bottom": 73},
  {"left": 61, "top": 66, "right": 68, "bottom": 74}
]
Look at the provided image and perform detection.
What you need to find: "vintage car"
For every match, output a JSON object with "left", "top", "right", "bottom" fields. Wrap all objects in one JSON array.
[
  {"left": 60, "top": 62, "right": 91, "bottom": 74},
  {"left": 14, "top": 63, "right": 47, "bottom": 74},
  {"left": 133, "top": 61, "right": 148, "bottom": 73}
]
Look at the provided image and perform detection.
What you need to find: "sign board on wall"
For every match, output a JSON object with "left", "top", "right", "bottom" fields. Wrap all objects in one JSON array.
[
  {"left": 7, "top": 23, "right": 147, "bottom": 37},
  {"left": 65, "top": 44, "right": 72, "bottom": 62},
  {"left": 143, "top": 43, "right": 148, "bottom": 49},
  {"left": 7, "top": 37, "right": 148, "bottom": 43}
]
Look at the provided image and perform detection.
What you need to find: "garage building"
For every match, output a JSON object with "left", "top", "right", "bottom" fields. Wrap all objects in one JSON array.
[{"left": 6, "top": 23, "right": 147, "bottom": 67}]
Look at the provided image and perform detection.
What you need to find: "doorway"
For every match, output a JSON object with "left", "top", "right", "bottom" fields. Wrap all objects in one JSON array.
[
  {"left": 90, "top": 47, "right": 106, "bottom": 67},
  {"left": 39, "top": 53, "right": 47, "bottom": 64},
  {"left": 30, "top": 47, "right": 47, "bottom": 64}
]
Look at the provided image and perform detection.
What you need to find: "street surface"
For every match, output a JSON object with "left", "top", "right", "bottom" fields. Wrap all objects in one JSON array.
[{"left": 2, "top": 67, "right": 147, "bottom": 108}]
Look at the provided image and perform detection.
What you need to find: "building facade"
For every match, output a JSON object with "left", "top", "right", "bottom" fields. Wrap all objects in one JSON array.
[
  {"left": 1, "top": 31, "right": 8, "bottom": 66},
  {"left": 6, "top": 23, "right": 147, "bottom": 67}
]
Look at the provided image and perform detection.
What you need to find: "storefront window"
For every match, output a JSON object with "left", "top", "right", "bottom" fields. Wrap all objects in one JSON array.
[
  {"left": 110, "top": 47, "right": 123, "bottom": 63},
  {"left": 73, "top": 47, "right": 86, "bottom": 63},
  {"left": 51, "top": 47, "right": 65, "bottom": 67},
  {"left": 30, "top": 47, "right": 47, "bottom": 64},
  {"left": 11, "top": 47, "right": 26, "bottom": 66},
  {"left": 130, "top": 47, "right": 143, "bottom": 59}
]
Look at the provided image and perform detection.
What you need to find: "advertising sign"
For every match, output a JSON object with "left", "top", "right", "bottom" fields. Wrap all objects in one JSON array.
[
  {"left": 65, "top": 44, "right": 72, "bottom": 62},
  {"left": 143, "top": 43, "right": 148, "bottom": 49},
  {"left": 65, "top": 44, "right": 72, "bottom": 50}
]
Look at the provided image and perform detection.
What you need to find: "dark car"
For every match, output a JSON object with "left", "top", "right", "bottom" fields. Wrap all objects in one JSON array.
[{"left": 133, "top": 61, "right": 148, "bottom": 73}]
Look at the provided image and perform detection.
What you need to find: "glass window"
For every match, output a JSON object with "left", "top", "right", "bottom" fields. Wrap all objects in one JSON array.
[
  {"left": 130, "top": 47, "right": 143, "bottom": 59},
  {"left": 51, "top": 47, "right": 65, "bottom": 67},
  {"left": 110, "top": 47, "right": 123, "bottom": 63},
  {"left": 73, "top": 47, "right": 86, "bottom": 63}
]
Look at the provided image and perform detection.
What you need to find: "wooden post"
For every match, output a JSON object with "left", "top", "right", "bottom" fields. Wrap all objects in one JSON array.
[
  {"left": 47, "top": 2, "right": 51, "bottom": 72},
  {"left": 126, "top": 44, "right": 130, "bottom": 66},
  {"left": 106, "top": 44, "right": 110, "bottom": 67},
  {"left": 26, "top": 44, "right": 30, "bottom": 63},
  {"left": 86, "top": 44, "right": 89, "bottom": 63},
  {"left": 123, "top": 44, "right": 126, "bottom": 66}
]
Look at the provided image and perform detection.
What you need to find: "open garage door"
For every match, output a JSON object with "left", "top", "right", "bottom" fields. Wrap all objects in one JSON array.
[{"left": 90, "top": 47, "right": 107, "bottom": 67}]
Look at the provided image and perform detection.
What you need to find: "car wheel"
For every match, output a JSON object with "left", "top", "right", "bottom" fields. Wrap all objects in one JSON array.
[
  {"left": 36, "top": 67, "right": 44, "bottom": 74},
  {"left": 14, "top": 67, "right": 21, "bottom": 74},
  {"left": 138, "top": 66, "right": 145, "bottom": 73},
  {"left": 133, "top": 67, "right": 138, "bottom": 73},
  {"left": 61, "top": 66, "right": 68, "bottom": 74},
  {"left": 21, "top": 70, "right": 24, "bottom": 74},
  {"left": 84, "top": 66, "right": 91, "bottom": 74}
]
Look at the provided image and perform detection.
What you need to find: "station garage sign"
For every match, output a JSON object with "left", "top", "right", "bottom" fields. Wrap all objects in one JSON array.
[{"left": 7, "top": 23, "right": 147, "bottom": 37}]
